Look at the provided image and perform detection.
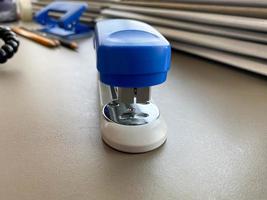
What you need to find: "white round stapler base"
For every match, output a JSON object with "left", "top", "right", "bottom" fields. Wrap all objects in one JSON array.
[{"left": 101, "top": 116, "right": 167, "bottom": 153}]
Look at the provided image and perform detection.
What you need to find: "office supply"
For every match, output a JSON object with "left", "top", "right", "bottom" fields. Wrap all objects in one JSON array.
[
  {"left": 155, "top": 26, "right": 267, "bottom": 60},
  {"left": 17, "top": 0, "right": 32, "bottom": 21},
  {"left": 12, "top": 27, "right": 59, "bottom": 48},
  {"left": 52, "top": 37, "right": 78, "bottom": 50},
  {"left": 1, "top": 20, "right": 267, "bottom": 199},
  {"left": 171, "top": 41, "right": 267, "bottom": 76},
  {"left": 118, "top": 1, "right": 267, "bottom": 18},
  {"left": 20, "top": 27, "right": 78, "bottom": 50},
  {"left": 148, "top": 0, "right": 267, "bottom": 7},
  {"left": 95, "top": 19, "right": 171, "bottom": 153},
  {"left": 108, "top": 5, "right": 267, "bottom": 32},
  {"left": 34, "top": 2, "right": 93, "bottom": 39},
  {"left": 102, "top": 9, "right": 267, "bottom": 44}
]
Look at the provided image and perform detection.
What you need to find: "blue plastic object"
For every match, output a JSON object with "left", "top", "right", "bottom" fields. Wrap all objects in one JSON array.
[
  {"left": 34, "top": 2, "right": 92, "bottom": 39},
  {"left": 95, "top": 19, "right": 171, "bottom": 88}
]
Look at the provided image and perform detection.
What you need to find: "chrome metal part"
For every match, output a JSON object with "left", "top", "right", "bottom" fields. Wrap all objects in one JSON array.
[
  {"left": 136, "top": 87, "right": 151, "bottom": 104},
  {"left": 117, "top": 87, "right": 151, "bottom": 104},
  {"left": 118, "top": 88, "right": 135, "bottom": 104},
  {"left": 101, "top": 82, "right": 158, "bottom": 126},
  {"left": 103, "top": 101, "right": 160, "bottom": 126}
]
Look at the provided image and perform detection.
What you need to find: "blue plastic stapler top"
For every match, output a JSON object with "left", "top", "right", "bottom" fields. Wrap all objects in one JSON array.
[
  {"left": 95, "top": 19, "right": 171, "bottom": 88},
  {"left": 34, "top": 2, "right": 92, "bottom": 39}
]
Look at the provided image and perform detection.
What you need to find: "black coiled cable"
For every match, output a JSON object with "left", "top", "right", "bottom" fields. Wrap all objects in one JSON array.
[{"left": 0, "top": 26, "right": 19, "bottom": 64}]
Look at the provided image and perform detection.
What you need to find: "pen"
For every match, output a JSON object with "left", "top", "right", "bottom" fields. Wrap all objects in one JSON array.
[
  {"left": 11, "top": 27, "right": 59, "bottom": 48},
  {"left": 21, "top": 27, "right": 78, "bottom": 50}
]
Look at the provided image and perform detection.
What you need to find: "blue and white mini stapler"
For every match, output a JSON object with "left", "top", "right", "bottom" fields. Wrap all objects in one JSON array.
[{"left": 95, "top": 19, "right": 171, "bottom": 153}]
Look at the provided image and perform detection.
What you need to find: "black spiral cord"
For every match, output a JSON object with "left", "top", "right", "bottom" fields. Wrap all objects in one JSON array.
[{"left": 0, "top": 26, "right": 19, "bottom": 64}]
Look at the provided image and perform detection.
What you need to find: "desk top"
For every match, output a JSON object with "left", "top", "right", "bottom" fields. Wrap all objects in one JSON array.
[{"left": 0, "top": 36, "right": 266, "bottom": 200}]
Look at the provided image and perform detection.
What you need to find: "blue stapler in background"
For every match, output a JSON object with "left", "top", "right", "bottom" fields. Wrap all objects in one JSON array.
[
  {"left": 34, "top": 2, "right": 93, "bottom": 40},
  {"left": 95, "top": 19, "right": 171, "bottom": 153}
]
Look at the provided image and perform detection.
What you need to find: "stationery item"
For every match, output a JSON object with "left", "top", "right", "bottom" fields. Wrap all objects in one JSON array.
[
  {"left": 109, "top": 4, "right": 267, "bottom": 32},
  {"left": 102, "top": 9, "right": 267, "bottom": 44},
  {"left": 34, "top": 2, "right": 93, "bottom": 40},
  {"left": 96, "top": 19, "right": 171, "bottom": 153},
  {"left": 149, "top": 0, "right": 267, "bottom": 7},
  {"left": 20, "top": 27, "right": 78, "bottom": 50},
  {"left": 54, "top": 37, "right": 78, "bottom": 50},
  {"left": 118, "top": 1, "right": 267, "bottom": 18},
  {"left": 154, "top": 26, "right": 267, "bottom": 60},
  {"left": 11, "top": 27, "right": 59, "bottom": 48},
  {"left": 171, "top": 41, "right": 267, "bottom": 76},
  {"left": 17, "top": 0, "right": 32, "bottom": 21}
]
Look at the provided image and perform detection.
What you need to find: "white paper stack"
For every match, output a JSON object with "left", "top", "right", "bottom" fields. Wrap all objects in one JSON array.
[{"left": 33, "top": 0, "right": 267, "bottom": 75}]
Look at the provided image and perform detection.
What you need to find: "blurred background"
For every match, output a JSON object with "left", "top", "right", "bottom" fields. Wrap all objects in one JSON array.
[{"left": 30, "top": 0, "right": 267, "bottom": 75}]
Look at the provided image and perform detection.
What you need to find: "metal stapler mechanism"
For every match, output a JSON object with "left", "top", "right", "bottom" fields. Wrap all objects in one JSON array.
[{"left": 95, "top": 19, "right": 171, "bottom": 153}]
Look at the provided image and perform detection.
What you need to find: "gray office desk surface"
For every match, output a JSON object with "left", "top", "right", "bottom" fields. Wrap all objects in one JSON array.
[{"left": 0, "top": 36, "right": 266, "bottom": 200}]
